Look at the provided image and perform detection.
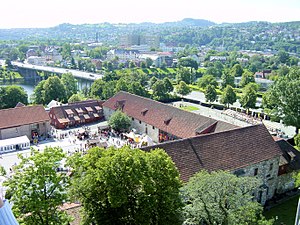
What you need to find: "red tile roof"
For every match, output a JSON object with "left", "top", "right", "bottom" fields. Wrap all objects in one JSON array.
[
  {"left": 103, "top": 92, "right": 236, "bottom": 138},
  {"left": 143, "top": 124, "right": 282, "bottom": 182},
  {"left": 50, "top": 100, "right": 104, "bottom": 121},
  {"left": 0, "top": 105, "right": 49, "bottom": 130}
]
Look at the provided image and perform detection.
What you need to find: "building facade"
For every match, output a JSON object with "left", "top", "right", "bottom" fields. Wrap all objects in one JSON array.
[
  {"left": 0, "top": 105, "right": 50, "bottom": 141},
  {"left": 49, "top": 100, "right": 104, "bottom": 129}
]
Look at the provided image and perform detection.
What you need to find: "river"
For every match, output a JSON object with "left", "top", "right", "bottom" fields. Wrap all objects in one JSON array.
[{"left": 0, "top": 78, "right": 93, "bottom": 103}]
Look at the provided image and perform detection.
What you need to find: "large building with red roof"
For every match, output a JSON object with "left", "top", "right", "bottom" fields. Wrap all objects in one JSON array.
[
  {"left": 103, "top": 91, "right": 236, "bottom": 143},
  {"left": 103, "top": 92, "right": 299, "bottom": 205},
  {"left": 0, "top": 105, "right": 50, "bottom": 141}
]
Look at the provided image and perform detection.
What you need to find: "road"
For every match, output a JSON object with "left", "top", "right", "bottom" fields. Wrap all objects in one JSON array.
[{"left": 12, "top": 61, "right": 103, "bottom": 81}]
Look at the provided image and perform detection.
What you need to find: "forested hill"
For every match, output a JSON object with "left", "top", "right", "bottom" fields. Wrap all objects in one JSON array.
[{"left": 0, "top": 19, "right": 299, "bottom": 53}]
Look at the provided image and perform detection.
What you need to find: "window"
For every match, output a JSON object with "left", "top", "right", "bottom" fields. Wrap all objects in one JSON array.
[
  {"left": 269, "top": 163, "right": 273, "bottom": 171},
  {"left": 152, "top": 126, "right": 155, "bottom": 130},
  {"left": 254, "top": 168, "right": 258, "bottom": 176},
  {"left": 132, "top": 118, "right": 134, "bottom": 121},
  {"left": 139, "top": 120, "right": 141, "bottom": 124}
]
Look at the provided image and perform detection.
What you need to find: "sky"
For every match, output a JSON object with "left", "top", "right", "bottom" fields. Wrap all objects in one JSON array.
[{"left": 0, "top": 0, "right": 299, "bottom": 28}]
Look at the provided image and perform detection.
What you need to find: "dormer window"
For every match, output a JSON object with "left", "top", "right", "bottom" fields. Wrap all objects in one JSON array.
[
  {"left": 141, "top": 108, "right": 148, "bottom": 115},
  {"left": 164, "top": 117, "right": 172, "bottom": 125}
]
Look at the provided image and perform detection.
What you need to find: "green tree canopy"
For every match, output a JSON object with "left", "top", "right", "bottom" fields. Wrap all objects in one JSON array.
[
  {"left": 68, "top": 146, "right": 183, "bottom": 225},
  {"left": 90, "top": 79, "right": 106, "bottom": 99},
  {"left": 2, "top": 85, "right": 28, "bottom": 108},
  {"left": 176, "top": 67, "right": 194, "bottom": 84},
  {"left": 221, "top": 69, "right": 235, "bottom": 89},
  {"left": 108, "top": 110, "right": 131, "bottom": 133},
  {"left": 231, "top": 63, "right": 244, "bottom": 77},
  {"left": 182, "top": 170, "right": 273, "bottom": 225},
  {"left": 4, "top": 147, "right": 71, "bottom": 225},
  {"left": 178, "top": 57, "right": 198, "bottom": 71},
  {"left": 220, "top": 85, "right": 237, "bottom": 108},
  {"left": 240, "top": 83, "right": 257, "bottom": 109},
  {"left": 176, "top": 81, "right": 191, "bottom": 97},
  {"left": 240, "top": 70, "right": 255, "bottom": 87},
  {"left": 61, "top": 73, "right": 77, "bottom": 100},
  {"left": 205, "top": 84, "right": 217, "bottom": 103},
  {"left": 68, "top": 93, "right": 85, "bottom": 103},
  {"left": 197, "top": 74, "right": 218, "bottom": 89},
  {"left": 163, "top": 77, "right": 174, "bottom": 93},
  {"left": 263, "top": 67, "right": 300, "bottom": 133},
  {"left": 43, "top": 76, "right": 67, "bottom": 104},
  {"left": 32, "top": 80, "right": 46, "bottom": 104},
  {"left": 152, "top": 79, "right": 168, "bottom": 101}
]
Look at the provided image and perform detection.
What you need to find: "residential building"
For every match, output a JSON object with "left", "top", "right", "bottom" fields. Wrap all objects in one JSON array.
[
  {"left": 49, "top": 100, "right": 104, "bottom": 129},
  {"left": 103, "top": 92, "right": 236, "bottom": 143},
  {"left": 106, "top": 49, "right": 139, "bottom": 61},
  {"left": 27, "top": 56, "right": 46, "bottom": 66},
  {"left": 0, "top": 105, "right": 50, "bottom": 141}
]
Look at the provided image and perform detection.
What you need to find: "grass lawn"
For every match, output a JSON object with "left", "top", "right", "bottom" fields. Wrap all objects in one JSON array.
[
  {"left": 180, "top": 105, "right": 199, "bottom": 111},
  {"left": 264, "top": 194, "right": 299, "bottom": 225}
]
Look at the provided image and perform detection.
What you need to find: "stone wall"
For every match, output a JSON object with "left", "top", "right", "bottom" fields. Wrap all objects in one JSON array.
[
  {"left": 233, "top": 156, "right": 280, "bottom": 205},
  {"left": 277, "top": 172, "right": 297, "bottom": 194}
]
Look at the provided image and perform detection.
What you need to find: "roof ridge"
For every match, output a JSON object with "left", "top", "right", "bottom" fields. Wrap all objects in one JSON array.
[{"left": 113, "top": 91, "right": 217, "bottom": 120}]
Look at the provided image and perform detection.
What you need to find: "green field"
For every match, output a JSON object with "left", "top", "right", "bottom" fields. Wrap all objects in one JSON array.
[
  {"left": 264, "top": 195, "right": 299, "bottom": 225},
  {"left": 180, "top": 105, "right": 199, "bottom": 111}
]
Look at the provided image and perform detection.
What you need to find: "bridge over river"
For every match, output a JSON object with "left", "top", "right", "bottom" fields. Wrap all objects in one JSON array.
[{"left": 10, "top": 61, "right": 103, "bottom": 81}]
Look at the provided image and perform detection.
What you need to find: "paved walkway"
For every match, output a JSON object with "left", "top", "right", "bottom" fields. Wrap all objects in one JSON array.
[{"left": 172, "top": 101, "right": 296, "bottom": 138}]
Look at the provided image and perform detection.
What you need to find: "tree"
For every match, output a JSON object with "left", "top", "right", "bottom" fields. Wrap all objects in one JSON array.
[
  {"left": 4, "top": 147, "right": 71, "bottom": 225},
  {"left": 68, "top": 146, "right": 183, "bottom": 225},
  {"left": 152, "top": 79, "right": 168, "bottom": 101},
  {"left": 163, "top": 77, "right": 174, "bottom": 93},
  {"left": 176, "top": 81, "right": 191, "bottom": 97},
  {"left": 61, "top": 73, "right": 77, "bottom": 100},
  {"left": 205, "top": 85, "right": 217, "bottom": 103},
  {"left": 2, "top": 85, "right": 28, "bottom": 108},
  {"left": 0, "top": 165, "right": 6, "bottom": 176},
  {"left": 221, "top": 69, "right": 235, "bottom": 89},
  {"left": 129, "top": 61, "right": 136, "bottom": 69},
  {"left": 176, "top": 67, "right": 194, "bottom": 84},
  {"left": 145, "top": 57, "right": 153, "bottom": 68},
  {"left": 197, "top": 74, "right": 218, "bottom": 89},
  {"left": 263, "top": 67, "right": 300, "bottom": 133},
  {"left": 240, "top": 70, "right": 255, "bottom": 87},
  {"left": 220, "top": 85, "right": 237, "bottom": 108},
  {"left": 149, "top": 76, "right": 158, "bottom": 89},
  {"left": 90, "top": 79, "right": 106, "bottom": 99},
  {"left": 44, "top": 76, "right": 67, "bottom": 104},
  {"left": 115, "top": 78, "right": 129, "bottom": 93},
  {"left": 32, "top": 80, "right": 46, "bottom": 104},
  {"left": 182, "top": 170, "right": 273, "bottom": 225},
  {"left": 128, "top": 82, "right": 148, "bottom": 97},
  {"left": 108, "top": 110, "right": 131, "bottom": 133},
  {"left": 277, "top": 50, "right": 290, "bottom": 64},
  {"left": 240, "top": 83, "right": 257, "bottom": 109},
  {"left": 178, "top": 57, "right": 198, "bottom": 72},
  {"left": 68, "top": 93, "right": 85, "bottom": 103},
  {"left": 295, "top": 134, "right": 300, "bottom": 150},
  {"left": 231, "top": 63, "right": 244, "bottom": 77}
]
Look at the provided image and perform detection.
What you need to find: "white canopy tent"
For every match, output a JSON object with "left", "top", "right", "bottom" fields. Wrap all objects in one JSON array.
[
  {"left": 0, "top": 135, "right": 30, "bottom": 153},
  {"left": 141, "top": 135, "right": 154, "bottom": 146}
]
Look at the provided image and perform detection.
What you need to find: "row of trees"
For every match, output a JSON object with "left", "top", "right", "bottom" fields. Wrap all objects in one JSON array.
[{"left": 4, "top": 146, "right": 273, "bottom": 225}]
